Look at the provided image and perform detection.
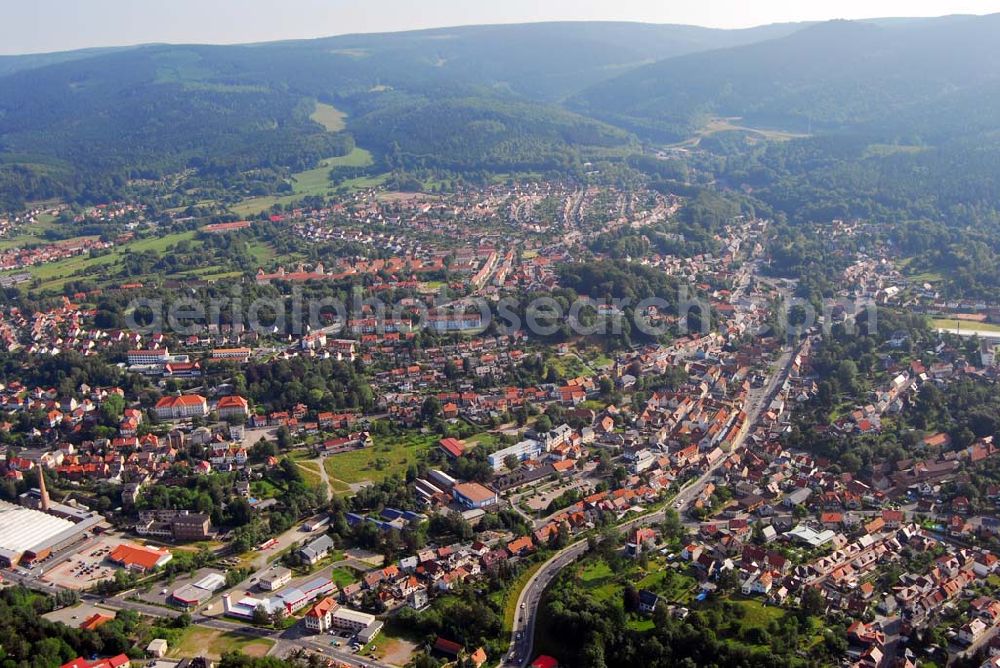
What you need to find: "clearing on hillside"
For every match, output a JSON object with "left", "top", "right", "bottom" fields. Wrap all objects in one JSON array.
[{"left": 310, "top": 102, "right": 347, "bottom": 132}]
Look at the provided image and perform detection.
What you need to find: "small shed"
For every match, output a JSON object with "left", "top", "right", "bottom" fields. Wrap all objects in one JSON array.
[{"left": 146, "top": 639, "right": 168, "bottom": 658}]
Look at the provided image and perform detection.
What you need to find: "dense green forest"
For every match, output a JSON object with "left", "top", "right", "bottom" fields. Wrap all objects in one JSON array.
[
  {"left": 0, "top": 22, "right": 798, "bottom": 208},
  {"left": 351, "top": 91, "right": 633, "bottom": 173},
  {"left": 4, "top": 14, "right": 1000, "bottom": 214},
  {"left": 0, "top": 586, "right": 189, "bottom": 667},
  {"left": 572, "top": 16, "right": 1000, "bottom": 141},
  {"left": 538, "top": 554, "right": 844, "bottom": 668}
]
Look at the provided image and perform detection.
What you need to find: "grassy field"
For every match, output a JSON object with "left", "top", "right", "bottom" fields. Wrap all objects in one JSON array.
[
  {"left": 170, "top": 627, "right": 274, "bottom": 659},
  {"left": 340, "top": 172, "right": 389, "bottom": 190},
  {"left": 636, "top": 567, "right": 697, "bottom": 604},
  {"left": 863, "top": 143, "right": 928, "bottom": 158},
  {"left": 932, "top": 318, "right": 1000, "bottom": 333},
  {"left": 190, "top": 269, "right": 242, "bottom": 282},
  {"left": 327, "top": 147, "right": 374, "bottom": 169},
  {"left": 330, "top": 566, "right": 359, "bottom": 587},
  {"left": 728, "top": 596, "right": 786, "bottom": 631},
  {"left": 669, "top": 117, "right": 809, "bottom": 148},
  {"left": 0, "top": 214, "right": 63, "bottom": 250},
  {"left": 10, "top": 230, "right": 200, "bottom": 291},
  {"left": 322, "top": 432, "right": 436, "bottom": 487},
  {"left": 246, "top": 240, "right": 276, "bottom": 266},
  {"left": 294, "top": 460, "right": 323, "bottom": 488},
  {"left": 578, "top": 559, "right": 620, "bottom": 602},
  {"left": 898, "top": 256, "right": 943, "bottom": 283},
  {"left": 548, "top": 354, "right": 594, "bottom": 379},
  {"left": 464, "top": 431, "right": 499, "bottom": 449},
  {"left": 310, "top": 102, "right": 347, "bottom": 132},
  {"left": 251, "top": 479, "right": 283, "bottom": 499},
  {"left": 231, "top": 147, "right": 379, "bottom": 216}
]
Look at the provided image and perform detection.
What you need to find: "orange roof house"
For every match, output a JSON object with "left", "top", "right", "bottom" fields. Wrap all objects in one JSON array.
[
  {"left": 439, "top": 438, "right": 465, "bottom": 458},
  {"left": 79, "top": 613, "right": 115, "bottom": 630}
]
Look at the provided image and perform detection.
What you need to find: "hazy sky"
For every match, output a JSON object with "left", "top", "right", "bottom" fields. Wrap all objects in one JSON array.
[{"left": 4, "top": 0, "right": 1000, "bottom": 55}]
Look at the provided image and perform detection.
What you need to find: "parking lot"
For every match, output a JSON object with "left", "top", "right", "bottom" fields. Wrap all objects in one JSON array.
[
  {"left": 133, "top": 567, "right": 223, "bottom": 607},
  {"left": 42, "top": 601, "right": 108, "bottom": 627},
  {"left": 40, "top": 533, "right": 121, "bottom": 590},
  {"left": 524, "top": 477, "right": 597, "bottom": 512}
]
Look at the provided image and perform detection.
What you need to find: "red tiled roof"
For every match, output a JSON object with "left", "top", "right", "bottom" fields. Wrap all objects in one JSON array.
[
  {"left": 217, "top": 395, "right": 248, "bottom": 410},
  {"left": 433, "top": 637, "right": 463, "bottom": 656},
  {"left": 154, "top": 395, "right": 206, "bottom": 409},
  {"left": 108, "top": 544, "right": 170, "bottom": 570},
  {"left": 306, "top": 596, "right": 338, "bottom": 618},
  {"left": 439, "top": 437, "right": 465, "bottom": 458}
]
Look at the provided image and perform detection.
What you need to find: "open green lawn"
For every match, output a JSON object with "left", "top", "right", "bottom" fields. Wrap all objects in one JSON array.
[
  {"left": 932, "top": 318, "right": 1000, "bottom": 333},
  {"left": 293, "top": 461, "right": 323, "bottom": 488},
  {"left": 251, "top": 479, "right": 283, "bottom": 499},
  {"left": 8, "top": 230, "right": 200, "bottom": 291},
  {"left": 578, "top": 559, "right": 619, "bottom": 602},
  {"left": 246, "top": 240, "right": 276, "bottom": 266},
  {"left": 170, "top": 627, "right": 274, "bottom": 659},
  {"left": 580, "top": 560, "right": 614, "bottom": 584},
  {"left": 326, "top": 147, "right": 374, "bottom": 169},
  {"left": 231, "top": 148, "right": 378, "bottom": 216},
  {"left": 898, "top": 256, "right": 943, "bottom": 283},
  {"left": 0, "top": 215, "right": 64, "bottom": 250},
  {"left": 464, "top": 431, "right": 499, "bottom": 449},
  {"left": 328, "top": 477, "right": 352, "bottom": 493},
  {"left": 190, "top": 269, "right": 242, "bottom": 282},
  {"left": 231, "top": 196, "right": 282, "bottom": 217},
  {"left": 863, "top": 143, "right": 928, "bottom": 158},
  {"left": 729, "top": 596, "right": 786, "bottom": 631},
  {"left": 330, "top": 566, "right": 359, "bottom": 587},
  {"left": 627, "top": 618, "right": 655, "bottom": 632},
  {"left": 636, "top": 567, "right": 697, "bottom": 604},
  {"left": 548, "top": 354, "right": 594, "bottom": 379},
  {"left": 322, "top": 432, "right": 436, "bottom": 486},
  {"left": 339, "top": 172, "right": 389, "bottom": 191},
  {"left": 668, "top": 116, "right": 809, "bottom": 149},
  {"left": 310, "top": 102, "right": 347, "bottom": 132}
]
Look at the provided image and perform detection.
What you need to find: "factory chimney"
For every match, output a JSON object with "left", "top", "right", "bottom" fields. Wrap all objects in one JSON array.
[{"left": 38, "top": 466, "right": 50, "bottom": 511}]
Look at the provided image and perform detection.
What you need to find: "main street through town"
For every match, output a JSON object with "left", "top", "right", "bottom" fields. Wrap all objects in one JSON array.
[{"left": 503, "top": 277, "right": 804, "bottom": 667}]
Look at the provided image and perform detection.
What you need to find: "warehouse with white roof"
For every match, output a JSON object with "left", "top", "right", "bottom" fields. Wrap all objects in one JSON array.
[{"left": 0, "top": 499, "right": 102, "bottom": 566}]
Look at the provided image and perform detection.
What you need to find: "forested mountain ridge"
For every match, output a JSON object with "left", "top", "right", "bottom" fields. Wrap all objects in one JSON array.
[
  {"left": 0, "top": 21, "right": 801, "bottom": 206},
  {"left": 0, "top": 45, "right": 134, "bottom": 77},
  {"left": 572, "top": 14, "right": 1000, "bottom": 142},
  {"left": 4, "top": 15, "right": 1000, "bottom": 208}
]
